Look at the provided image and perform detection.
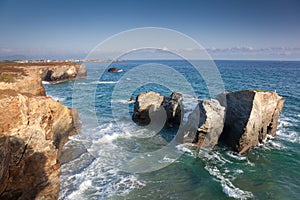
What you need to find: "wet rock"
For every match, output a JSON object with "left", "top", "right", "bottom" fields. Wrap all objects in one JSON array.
[{"left": 216, "top": 90, "right": 285, "bottom": 153}]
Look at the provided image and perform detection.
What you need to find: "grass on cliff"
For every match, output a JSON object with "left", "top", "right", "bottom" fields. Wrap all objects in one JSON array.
[{"left": 0, "top": 72, "right": 18, "bottom": 83}]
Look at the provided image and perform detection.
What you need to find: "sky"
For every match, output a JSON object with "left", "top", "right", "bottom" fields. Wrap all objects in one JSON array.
[{"left": 0, "top": 0, "right": 300, "bottom": 60}]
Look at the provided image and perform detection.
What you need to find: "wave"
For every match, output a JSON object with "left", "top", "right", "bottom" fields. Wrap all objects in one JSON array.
[
  {"left": 76, "top": 81, "right": 118, "bottom": 85},
  {"left": 200, "top": 149, "right": 254, "bottom": 199},
  {"left": 276, "top": 115, "right": 300, "bottom": 144}
]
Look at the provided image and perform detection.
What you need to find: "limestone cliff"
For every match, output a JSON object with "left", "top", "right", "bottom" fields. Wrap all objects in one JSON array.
[{"left": 0, "top": 62, "right": 81, "bottom": 199}]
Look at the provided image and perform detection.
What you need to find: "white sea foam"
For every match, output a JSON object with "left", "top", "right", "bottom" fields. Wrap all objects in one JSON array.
[
  {"left": 48, "top": 95, "right": 67, "bottom": 102},
  {"left": 158, "top": 156, "right": 177, "bottom": 163},
  {"left": 204, "top": 165, "right": 254, "bottom": 199},
  {"left": 226, "top": 151, "right": 247, "bottom": 161},
  {"left": 42, "top": 81, "right": 50, "bottom": 84},
  {"left": 76, "top": 81, "right": 118, "bottom": 85},
  {"left": 176, "top": 144, "right": 194, "bottom": 156}
]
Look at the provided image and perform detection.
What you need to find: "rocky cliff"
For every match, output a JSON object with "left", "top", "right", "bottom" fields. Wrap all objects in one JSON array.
[
  {"left": 0, "top": 61, "right": 86, "bottom": 85},
  {"left": 0, "top": 62, "right": 81, "bottom": 199}
]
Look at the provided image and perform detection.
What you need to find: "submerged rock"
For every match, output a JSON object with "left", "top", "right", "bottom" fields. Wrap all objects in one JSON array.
[
  {"left": 132, "top": 91, "right": 183, "bottom": 126},
  {"left": 182, "top": 99, "right": 225, "bottom": 148},
  {"left": 216, "top": 90, "right": 285, "bottom": 153}
]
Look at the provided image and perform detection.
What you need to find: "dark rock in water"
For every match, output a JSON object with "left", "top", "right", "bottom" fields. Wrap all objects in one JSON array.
[
  {"left": 132, "top": 91, "right": 183, "bottom": 126},
  {"left": 181, "top": 99, "right": 225, "bottom": 148},
  {"left": 108, "top": 67, "right": 120, "bottom": 73},
  {"left": 216, "top": 90, "right": 285, "bottom": 153}
]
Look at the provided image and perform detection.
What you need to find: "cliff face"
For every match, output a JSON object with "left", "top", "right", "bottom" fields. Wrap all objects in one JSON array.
[{"left": 0, "top": 62, "right": 81, "bottom": 199}]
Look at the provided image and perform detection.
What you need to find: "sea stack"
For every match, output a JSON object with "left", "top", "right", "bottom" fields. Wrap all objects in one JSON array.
[{"left": 216, "top": 90, "right": 285, "bottom": 153}]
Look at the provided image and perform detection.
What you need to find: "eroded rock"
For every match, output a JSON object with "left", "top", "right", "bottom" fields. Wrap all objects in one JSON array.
[
  {"left": 132, "top": 91, "right": 183, "bottom": 126},
  {"left": 182, "top": 99, "right": 225, "bottom": 148},
  {"left": 216, "top": 90, "right": 285, "bottom": 153}
]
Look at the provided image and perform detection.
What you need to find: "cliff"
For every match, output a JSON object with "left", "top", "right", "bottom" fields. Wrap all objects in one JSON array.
[
  {"left": 0, "top": 61, "right": 86, "bottom": 85},
  {"left": 0, "top": 62, "right": 81, "bottom": 199}
]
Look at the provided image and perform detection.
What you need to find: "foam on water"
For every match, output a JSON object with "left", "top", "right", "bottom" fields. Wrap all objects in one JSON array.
[
  {"left": 48, "top": 95, "right": 67, "bottom": 102},
  {"left": 200, "top": 150, "right": 254, "bottom": 199},
  {"left": 76, "top": 81, "right": 118, "bottom": 85},
  {"left": 276, "top": 115, "right": 300, "bottom": 144},
  {"left": 42, "top": 81, "right": 50, "bottom": 84}
]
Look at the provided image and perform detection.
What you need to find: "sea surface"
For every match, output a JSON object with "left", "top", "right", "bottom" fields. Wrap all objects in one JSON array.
[{"left": 43, "top": 60, "right": 300, "bottom": 200}]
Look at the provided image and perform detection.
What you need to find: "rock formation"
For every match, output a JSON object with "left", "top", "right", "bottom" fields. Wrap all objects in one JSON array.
[
  {"left": 39, "top": 63, "right": 86, "bottom": 82},
  {"left": 132, "top": 91, "right": 183, "bottom": 126},
  {"left": 216, "top": 90, "right": 285, "bottom": 153},
  {"left": 182, "top": 99, "right": 225, "bottom": 148},
  {"left": 0, "top": 61, "right": 87, "bottom": 85},
  {"left": 0, "top": 62, "right": 81, "bottom": 199},
  {"left": 132, "top": 90, "right": 284, "bottom": 153}
]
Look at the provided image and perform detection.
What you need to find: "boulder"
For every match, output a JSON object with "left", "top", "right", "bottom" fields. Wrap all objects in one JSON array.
[
  {"left": 181, "top": 99, "right": 225, "bottom": 148},
  {"left": 132, "top": 91, "right": 183, "bottom": 126},
  {"left": 216, "top": 90, "right": 285, "bottom": 153}
]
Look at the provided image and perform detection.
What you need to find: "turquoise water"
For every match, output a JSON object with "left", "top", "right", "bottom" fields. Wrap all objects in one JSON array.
[{"left": 44, "top": 60, "right": 300, "bottom": 199}]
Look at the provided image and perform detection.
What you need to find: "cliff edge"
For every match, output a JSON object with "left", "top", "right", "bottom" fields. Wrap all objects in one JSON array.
[{"left": 0, "top": 62, "right": 81, "bottom": 199}]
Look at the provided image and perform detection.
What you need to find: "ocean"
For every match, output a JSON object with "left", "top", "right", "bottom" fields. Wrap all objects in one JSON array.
[{"left": 43, "top": 60, "right": 300, "bottom": 200}]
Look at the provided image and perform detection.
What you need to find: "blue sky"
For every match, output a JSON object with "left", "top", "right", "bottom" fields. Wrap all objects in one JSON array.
[{"left": 0, "top": 0, "right": 300, "bottom": 60}]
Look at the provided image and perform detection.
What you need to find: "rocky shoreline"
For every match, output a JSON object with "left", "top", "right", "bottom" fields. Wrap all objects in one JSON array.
[
  {"left": 0, "top": 62, "right": 85, "bottom": 199},
  {"left": 132, "top": 90, "right": 284, "bottom": 153}
]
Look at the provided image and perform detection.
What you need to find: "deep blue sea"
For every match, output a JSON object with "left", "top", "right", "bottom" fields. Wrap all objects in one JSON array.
[{"left": 43, "top": 60, "right": 300, "bottom": 200}]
